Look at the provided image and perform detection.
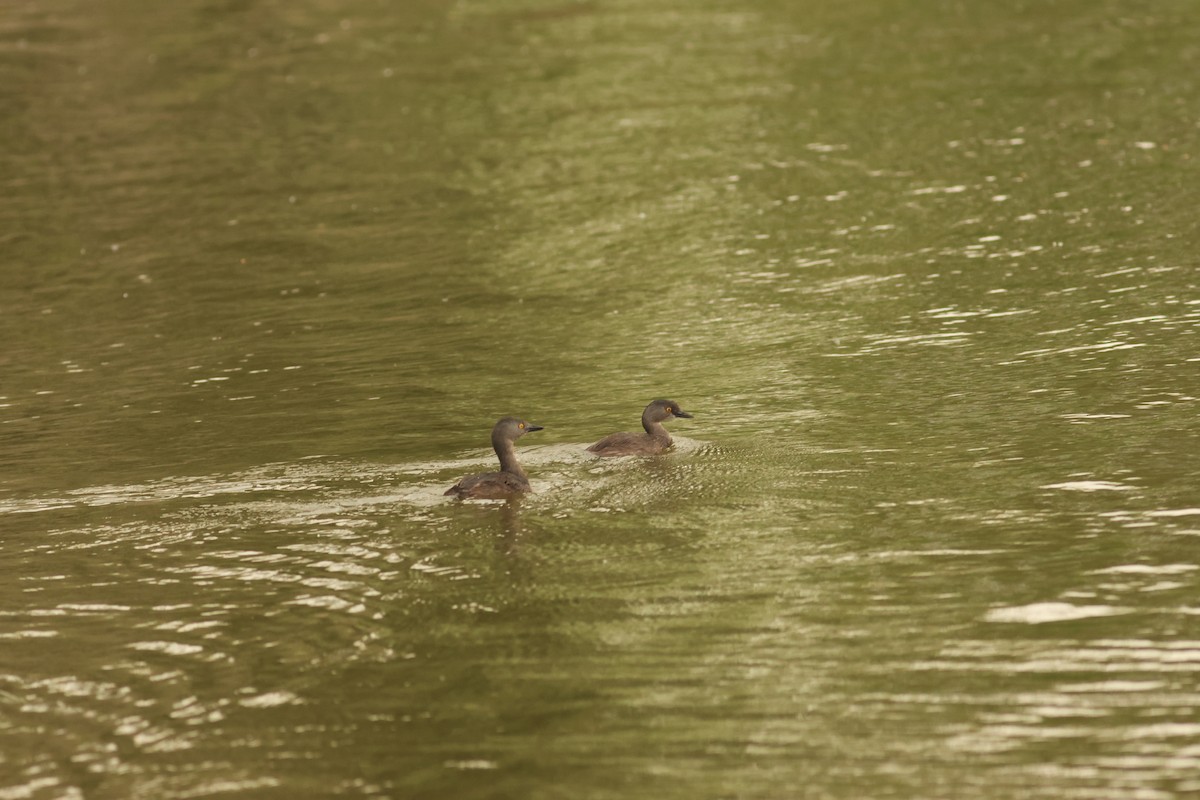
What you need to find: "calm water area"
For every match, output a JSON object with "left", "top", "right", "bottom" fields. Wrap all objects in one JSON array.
[{"left": 3, "top": 0, "right": 1200, "bottom": 797}]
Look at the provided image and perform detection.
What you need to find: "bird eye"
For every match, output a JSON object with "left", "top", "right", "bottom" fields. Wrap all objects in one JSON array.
[{"left": 518, "top": 422, "right": 525, "bottom": 429}]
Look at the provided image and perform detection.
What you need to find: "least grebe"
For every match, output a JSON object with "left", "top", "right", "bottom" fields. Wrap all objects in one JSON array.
[
  {"left": 587, "top": 399, "right": 693, "bottom": 457},
  {"left": 445, "top": 417, "right": 544, "bottom": 499}
]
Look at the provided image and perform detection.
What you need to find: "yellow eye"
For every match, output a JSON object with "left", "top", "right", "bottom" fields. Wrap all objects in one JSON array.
[{"left": 518, "top": 422, "right": 525, "bottom": 429}]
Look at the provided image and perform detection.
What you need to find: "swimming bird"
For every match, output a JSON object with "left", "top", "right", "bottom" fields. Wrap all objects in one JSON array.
[
  {"left": 445, "top": 417, "right": 544, "bottom": 499},
  {"left": 586, "top": 399, "right": 693, "bottom": 457}
]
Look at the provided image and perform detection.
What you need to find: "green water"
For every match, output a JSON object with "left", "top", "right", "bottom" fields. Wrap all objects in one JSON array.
[{"left": 3, "top": 0, "right": 1200, "bottom": 797}]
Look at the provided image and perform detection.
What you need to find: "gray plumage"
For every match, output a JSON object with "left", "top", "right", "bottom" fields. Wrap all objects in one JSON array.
[
  {"left": 445, "top": 417, "right": 544, "bottom": 499},
  {"left": 587, "top": 399, "right": 693, "bottom": 457}
]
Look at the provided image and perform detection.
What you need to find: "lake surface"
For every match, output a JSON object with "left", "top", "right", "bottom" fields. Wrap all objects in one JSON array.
[{"left": 3, "top": 0, "right": 1200, "bottom": 797}]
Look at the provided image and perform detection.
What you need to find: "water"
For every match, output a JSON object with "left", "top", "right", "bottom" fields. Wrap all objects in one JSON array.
[{"left": 3, "top": 0, "right": 1199, "bottom": 797}]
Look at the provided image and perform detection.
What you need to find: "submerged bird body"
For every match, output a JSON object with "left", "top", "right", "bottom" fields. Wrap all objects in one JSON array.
[
  {"left": 445, "top": 469, "right": 529, "bottom": 499},
  {"left": 587, "top": 399, "right": 693, "bottom": 457},
  {"left": 445, "top": 417, "right": 543, "bottom": 499}
]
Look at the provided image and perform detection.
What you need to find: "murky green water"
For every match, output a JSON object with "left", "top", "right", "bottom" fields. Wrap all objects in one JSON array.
[{"left": 3, "top": 0, "right": 1200, "bottom": 797}]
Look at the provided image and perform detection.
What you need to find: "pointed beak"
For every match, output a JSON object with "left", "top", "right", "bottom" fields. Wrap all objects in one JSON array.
[
  {"left": 673, "top": 410, "right": 693, "bottom": 419},
  {"left": 527, "top": 424, "right": 545, "bottom": 432}
]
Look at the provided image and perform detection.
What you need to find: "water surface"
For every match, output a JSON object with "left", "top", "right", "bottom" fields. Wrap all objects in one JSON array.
[{"left": 3, "top": 0, "right": 1200, "bottom": 797}]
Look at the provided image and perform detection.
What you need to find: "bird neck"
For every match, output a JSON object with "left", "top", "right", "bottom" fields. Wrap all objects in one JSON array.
[
  {"left": 641, "top": 415, "right": 672, "bottom": 443},
  {"left": 492, "top": 432, "right": 527, "bottom": 478}
]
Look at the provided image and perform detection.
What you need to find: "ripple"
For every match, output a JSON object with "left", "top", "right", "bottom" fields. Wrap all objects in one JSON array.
[
  {"left": 128, "top": 641, "right": 206, "bottom": 656},
  {"left": 985, "top": 603, "right": 1134, "bottom": 624},
  {"left": 1092, "top": 564, "right": 1198, "bottom": 576},
  {"left": 238, "top": 691, "right": 300, "bottom": 708},
  {"left": 1042, "top": 480, "right": 1134, "bottom": 492}
]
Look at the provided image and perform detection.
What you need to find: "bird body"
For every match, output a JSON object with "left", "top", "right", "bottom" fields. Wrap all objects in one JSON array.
[
  {"left": 445, "top": 417, "right": 543, "bottom": 499},
  {"left": 587, "top": 399, "right": 693, "bottom": 457},
  {"left": 445, "top": 470, "right": 530, "bottom": 499}
]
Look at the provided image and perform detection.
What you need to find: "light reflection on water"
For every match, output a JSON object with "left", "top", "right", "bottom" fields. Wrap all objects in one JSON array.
[{"left": 3, "top": 0, "right": 1200, "bottom": 797}]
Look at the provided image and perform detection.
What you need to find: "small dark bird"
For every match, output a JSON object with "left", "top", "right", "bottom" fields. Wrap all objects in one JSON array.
[
  {"left": 445, "top": 417, "right": 544, "bottom": 499},
  {"left": 586, "top": 399, "right": 693, "bottom": 457}
]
